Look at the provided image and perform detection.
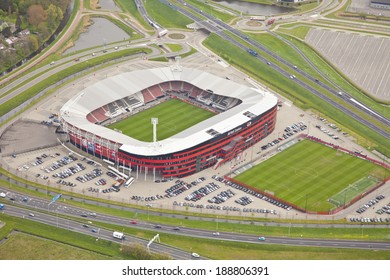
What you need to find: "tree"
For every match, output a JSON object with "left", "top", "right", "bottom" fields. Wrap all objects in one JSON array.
[
  {"left": 46, "top": 4, "right": 58, "bottom": 30},
  {"left": 27, "top": 4, "right": 47, "bottom": 26},
  {"left": 27, "top": 35, "right": 39, "bottom": 50},
  {"left": 15, "top": 13, "right": 22, "bottom": 32}
]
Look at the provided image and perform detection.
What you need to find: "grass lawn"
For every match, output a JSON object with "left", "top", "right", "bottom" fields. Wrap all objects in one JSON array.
[
  {"left": 0, "top": 232, "right": 112, "bottom": 260},
  {"left": 144, "top": 0, "right": 193, "bottom": 29},
  {"left": 108, "top": 99, "right": 215, "bottom": 142},
  {"left": 234, "top": 140, "right": 387, "bottom": 212}
]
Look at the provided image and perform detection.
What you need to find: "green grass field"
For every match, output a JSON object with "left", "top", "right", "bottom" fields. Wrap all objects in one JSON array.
[
  {"left": 234, "top": 140, "right": 387, "bottom": 212},
  {"left": 108, "top": 99, "right": 215, "bottom": 142}
]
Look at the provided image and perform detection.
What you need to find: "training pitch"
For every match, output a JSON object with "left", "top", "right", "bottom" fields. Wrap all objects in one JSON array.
[
  {"left": 108, "top": 99, "right": 215, "bottom": 142},
  {"left": 234, "top": 140, "right": 387, "bottom": 212}
]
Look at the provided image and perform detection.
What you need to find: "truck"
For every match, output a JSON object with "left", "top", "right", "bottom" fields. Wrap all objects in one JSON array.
[
  {"left": 112, "top": 178, "right": 125, "bottom": 189},
  {"left": 113, "top": 231, "right": 125, "bottom": 240}
]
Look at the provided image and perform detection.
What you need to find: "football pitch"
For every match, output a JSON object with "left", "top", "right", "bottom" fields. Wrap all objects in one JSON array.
[
  {"left": 107, "top": 99, "right": 215, "bottom": 142},
  {"left": 234, "top": 140, "right": 387, "bottom": 212}
]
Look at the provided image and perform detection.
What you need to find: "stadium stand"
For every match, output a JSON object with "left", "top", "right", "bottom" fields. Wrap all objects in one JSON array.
[
  {"left": 142, "top": 88, "right": 157, "bottom": 103},
  {"left": 171, "top": 81, "right": 183, "bottom": 92},
  {"left": 86, "top": 113, "right": 99, "bottom": 123},
  {"left": 134, "top": 92, "right": 145, "bottom": 104},
  {"left": 107, "top": 102, "right": 118, "bottom": 114},
  {"left": 182, "top": 82, "right": 194, "bottom": 93},
  {"left": 115, "top": 99, "right": 126, "bottom": 110},
  {"left": 123, "top": 96, "right": 142, "bottom": 107},
  {"left": 148, "top": 84, "right": 164, "bottom": 98},
  {"left": 197, "top": 91, "right": 213, "bottom": 105},
  {"left": 101, "top": 105, "right": 109, "bottom": 114},
  {"left": 159, "top": 81, "right": 171, "bottom": 92},
  {"left": 87, "top": 107, "right": 109, "bottom": 123},
  {"left": 189, "top": 87, "right": 203, "bottom": 99}
]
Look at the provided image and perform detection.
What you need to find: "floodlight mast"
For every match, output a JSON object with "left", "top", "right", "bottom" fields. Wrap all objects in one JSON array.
[{"left": 151, "top": 118, "right": 158, "bottom": 143}]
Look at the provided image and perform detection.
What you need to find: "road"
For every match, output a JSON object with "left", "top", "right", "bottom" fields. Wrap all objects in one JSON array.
[
  {"left": 1, "top": 186, "right": 389, "bottom": 253},
  {"left": 3, "top": 204, "right": 200, "bottom": 260}
]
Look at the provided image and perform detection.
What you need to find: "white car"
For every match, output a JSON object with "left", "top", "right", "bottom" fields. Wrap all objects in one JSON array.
[
  {"left": 28, "top": 213, "right": 35, "bottom": 217},
  {"left": 0, "top": 192, "right": 6, "bottom": 198},
  {"left": 191, "top": 252, "right": 200, "bottom": 258},
  {"left": 212, "top": 232, "right": 220, "bottom": 236}
]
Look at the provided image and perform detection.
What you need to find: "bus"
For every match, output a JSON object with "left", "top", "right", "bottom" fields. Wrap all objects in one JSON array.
[
  {"left": 103, "top": 159, "right": 115, "bottom": 165},
  {"left": 108, "top": 166, "right": 129, "bottom": 180},
  {"left": 113, "top": 231, "right": 125, "bottom": 240},
  {"left": 124, "top": 177, "right": 135, "bottom": 188}
]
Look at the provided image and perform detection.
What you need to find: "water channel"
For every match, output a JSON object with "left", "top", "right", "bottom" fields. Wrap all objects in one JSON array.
[{"left": 64, "top": 17, "right": 130, "bottom": 54}]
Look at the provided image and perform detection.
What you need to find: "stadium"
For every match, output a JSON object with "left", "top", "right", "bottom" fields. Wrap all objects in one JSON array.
[{"left": 59, "top": 66, "right": 278, "bottom": 178}]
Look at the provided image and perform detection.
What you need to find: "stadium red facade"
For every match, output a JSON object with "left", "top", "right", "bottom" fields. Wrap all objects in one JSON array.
[{"left": 67, "top": 104, "right": 277, "bottom": 178}]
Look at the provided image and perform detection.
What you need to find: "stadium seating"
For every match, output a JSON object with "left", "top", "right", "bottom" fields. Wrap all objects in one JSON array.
[
  {"left": 88, "top": 107, "right": 109, "bottom": 123},
  {"left": 141, "top": 88, "right": 156, "bottom": 103},
  {"left": 134, "top": 92, "right": 145, "bottom": 104},
  {"left": 107, "top": 102, "right": 118, "bottom": 114},
  {"left": 189, "top": 87, "right": 203, "bottom": 99},
  {"left": 115, "top": 99, "right": 126, "bottom": 110},
  {"left": 170, "top": 81, "right": 183, "bottom": 92},
  {"left": 123, "top": 96, "right": 142, "bottom": 107},
  {"left": 182, "top": 82, "right": 194, "bottom": 93},
  {"left": 159, "top": 82, "right": 171, "bottom": 92},
  {"left": 148, "top": 84, "right": 164, "bottom": 98},
  {"left": 102, "top": 105, "right": 109, "bottom": 113},
  {"left": 86, "top": 113, "right": 99, "bottom": 123}
]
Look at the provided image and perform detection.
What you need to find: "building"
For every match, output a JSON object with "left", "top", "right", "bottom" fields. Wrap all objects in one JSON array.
[{"left": 60, "top": 67, "right": 278, "bottom": 178}]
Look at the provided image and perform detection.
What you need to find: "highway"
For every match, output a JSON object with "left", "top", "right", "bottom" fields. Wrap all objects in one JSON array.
[
  {"left": 156, "top": 1, "right": 390, "bottom": 139},
  {"left": 1, "top": 187, "right": 389, "bottom": 253},
  {"left": 3, "top": 204, "right": 200, "bottom": 260}
]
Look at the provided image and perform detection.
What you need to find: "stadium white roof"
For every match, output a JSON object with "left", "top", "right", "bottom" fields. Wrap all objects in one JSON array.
[{"left": 60, "top": 67, "right": 278, "bottom": 156}]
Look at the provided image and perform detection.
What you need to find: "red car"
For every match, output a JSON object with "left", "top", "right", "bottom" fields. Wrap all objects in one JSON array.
[{"left": 130, "top": 220, "right": 137, "bottom": 225}]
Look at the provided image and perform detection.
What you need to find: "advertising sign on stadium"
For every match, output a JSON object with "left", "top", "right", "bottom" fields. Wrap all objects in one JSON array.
[
  {"left": 87, "top": 142, "right": 94, "bottom": 152},
  {"left": 95, "top": 144, "right": 102, "bottom": 154},
  {"left": 227, "top": 126, "right": 243, "bottom": 136}
]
